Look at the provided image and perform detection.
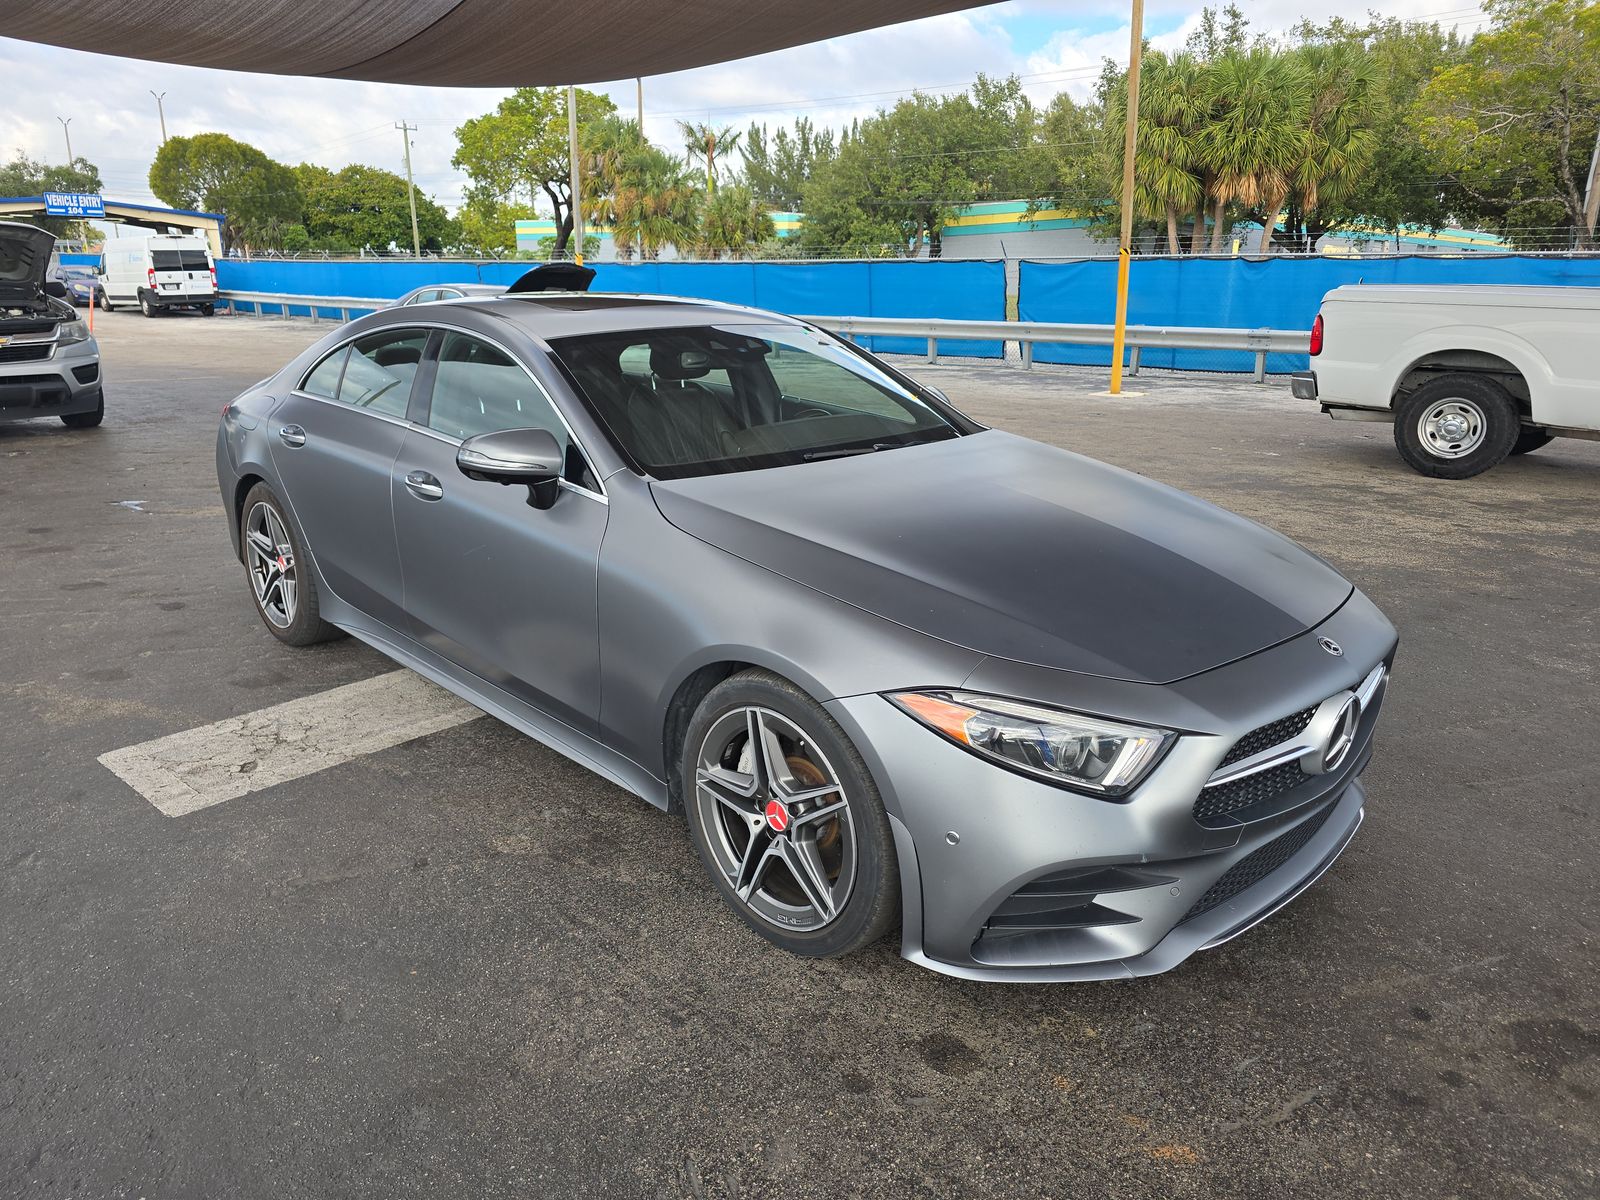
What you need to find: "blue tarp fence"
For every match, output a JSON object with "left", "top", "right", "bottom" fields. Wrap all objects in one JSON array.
[
  {"left": 1020, "top": 255, "right": 1600, "bottom": 374},
  {"left": 215, "top": 258, "right": 1008, "bottom": 358}
]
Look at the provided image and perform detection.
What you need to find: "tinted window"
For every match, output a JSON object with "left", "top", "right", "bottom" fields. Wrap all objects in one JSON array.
[
  {"left": 550, "top": 323, "right": 961, "bottom": 479},
  {"left": 180, "top": 249, "right": 211, "bottom": 270},
  {"left": 301, "top": 346, "right": 348, "bottom": 400},
  {"left": 428, "top": 332, "right": 595, "bottom": 488},
  {"left": 150, "top": 250, "right": 182, "bottom": 271},
  {"left": 338, "top": 329, "right": 428, "bottom": 418},
  {"left": 404, "top": 289, "right": 438, "bottom": 305}
]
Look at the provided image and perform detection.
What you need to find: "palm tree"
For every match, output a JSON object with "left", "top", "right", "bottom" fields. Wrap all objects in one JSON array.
[
  {"left": 1112, "top": 50, "right": 1207, "bottom": 253},
  {"left": 611, "top": 146, "right": 701, "bottom": 259},
  {"left": 699, "top": 185, "right": 776, "bottom": 258},
  {"left": 677, "top": 121, "right": 743, "bottom": 193},
  {"left": 1284, "top": 42, "right": 1380, "bottom": 250},
  {"left": 1196, "top": 49, "right": 1312, "bottom": 253}
]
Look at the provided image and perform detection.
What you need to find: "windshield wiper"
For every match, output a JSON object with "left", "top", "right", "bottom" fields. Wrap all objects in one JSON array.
[{"left": 802, "top": 443, "right": 897, "bottom": 461}]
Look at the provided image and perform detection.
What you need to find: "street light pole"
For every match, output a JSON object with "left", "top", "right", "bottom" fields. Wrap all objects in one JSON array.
[
  {"left": 636, "top": 77, "right": 644, "bottom": 131},
  {"left": 567, "top": 85, "right": 584, "bottom": 265},
  {"left": 1108, "top": 0, "right": 1146, "bottom": 396},
  {"left": 396, "top": 121, "right": 421, "bottom": 256},
  {"left": 58, "top": 117, "right": 73, "bottom": 163},
  {"left": 150, "top": 91, "right": 168, "bottom": 144}
]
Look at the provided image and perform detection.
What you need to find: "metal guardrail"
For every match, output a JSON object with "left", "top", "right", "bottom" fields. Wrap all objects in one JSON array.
[
  {"left": 803, "top": 315, "right": 1310, "bottom": 381},
  {"left": 219, "top": 291, "right": 1309, "bottom": 381}
]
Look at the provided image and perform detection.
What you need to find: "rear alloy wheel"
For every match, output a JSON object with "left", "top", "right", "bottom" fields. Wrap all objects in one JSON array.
[
  {"left": 1394, "top": 374, "right": 1520, "bottom": 479},
  {"left": 240, "top": 484, "right": 341, "bottom": 646},
  {"left": 684, "top": 671, "right": 898, "bottom": 958}
]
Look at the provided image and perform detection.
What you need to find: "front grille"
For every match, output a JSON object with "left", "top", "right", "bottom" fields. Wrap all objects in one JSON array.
[
  {"left": 71, "top": 363, "right": 99, "bottom": 384},
  {"left": 1178, "top": 802, "right": 1335, "bottom": 925},
  {"left": 1219, "top": 706, "right": 1316, "bottom": 767},
  {"left": 1195, "top": 760, "right": 1307, "bottom": 821},
  {"left": 0, "top": 343, "right": 51, "bottom": 364}
]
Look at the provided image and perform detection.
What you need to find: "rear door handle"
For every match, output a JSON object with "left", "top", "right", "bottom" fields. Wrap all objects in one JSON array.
[
  {"left": 404, "top": 470, "right": 444, "bottom": 501},
  {"left": 278, "top": 424, "right": 306, "bottom": 448}
]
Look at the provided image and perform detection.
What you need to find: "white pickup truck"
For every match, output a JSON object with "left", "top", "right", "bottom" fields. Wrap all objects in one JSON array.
[{"left": 1292, "top": 284, "right": 1599, "bottom": 478}]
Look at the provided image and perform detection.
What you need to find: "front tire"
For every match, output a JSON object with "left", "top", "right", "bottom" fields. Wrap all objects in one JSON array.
[
  {"left": 61, "top": 392, "right": 103, "bottom": 429},
  {"left": 98, "top": 290, "right": 112, "bottom": 312},
  {"left": 240, "top": 484, "right": 342, "bottom": 646},
  {"left": 683, "top": 670, "right": 899, "bottom": 959},
  {"left": 1394, "top": 374, "right": 1520, "bottom": 479}
]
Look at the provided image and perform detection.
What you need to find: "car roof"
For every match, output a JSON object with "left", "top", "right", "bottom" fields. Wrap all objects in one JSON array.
[{"left": 453, "top": 292, "right": 800, "bottom": 339}]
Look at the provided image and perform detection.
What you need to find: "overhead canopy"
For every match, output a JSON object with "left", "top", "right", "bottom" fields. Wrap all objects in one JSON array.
[{"left": 6, "top": 0, "right": 989, "bottom": 86}]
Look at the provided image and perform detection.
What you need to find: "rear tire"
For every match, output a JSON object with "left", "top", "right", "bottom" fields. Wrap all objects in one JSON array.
[
  {"left": 239, "top": 483, "right": 342, "bottom": 646},
  {"left": 61, "top": 392, "right": 103, "bottom": 429},
  {"left": 682, "top": 669, "right": 899, "bottom": 959},
  {"left": 139, "top": 292, "right": 157, "bottom": 318},
  {"left": 200, "top": 303, "right": 216, "bottom": 316},
  {"left": 1510, "top": 428, "right": 1553, "bottom": 456},
  {"left": 1393, "top": 374, "right": 1520, "bottom": 479}
]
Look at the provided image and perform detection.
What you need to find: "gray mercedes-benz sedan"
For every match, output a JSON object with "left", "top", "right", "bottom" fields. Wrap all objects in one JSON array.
[{"left": 216, "top": 277, "right": 1397, "bottom": 982}]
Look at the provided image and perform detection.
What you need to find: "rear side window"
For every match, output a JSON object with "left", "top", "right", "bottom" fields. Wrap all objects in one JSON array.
[
  {"left": 180, "top": 250, "right": 211, "bottom": 270},
  {"left": 339, "top": 329, "right": 429, "bottom": 418},
  {"left": 150, "top": 250, "right": 182, "bottom": 271},
  {"left": 301, "top": 347, "right": 348, "bottom": 400}
]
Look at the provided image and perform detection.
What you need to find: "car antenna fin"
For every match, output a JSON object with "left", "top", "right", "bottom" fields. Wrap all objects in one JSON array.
[{"left": 506, "top": 263, "right": 596, "bottom": 294}]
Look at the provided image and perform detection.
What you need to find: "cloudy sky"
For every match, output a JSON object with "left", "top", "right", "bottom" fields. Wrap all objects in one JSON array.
[{"left": 2, "top": 0, "right": 1494, "bottom": 215}]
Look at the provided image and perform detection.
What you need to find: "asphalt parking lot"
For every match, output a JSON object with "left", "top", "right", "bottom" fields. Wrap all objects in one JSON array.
[{"left": 3, "top": 309, "right": 1597, "bottom": 1199}]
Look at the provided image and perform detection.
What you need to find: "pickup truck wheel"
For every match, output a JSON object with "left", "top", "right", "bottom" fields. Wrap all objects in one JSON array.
[
  {"left": 1510, "top": 429, "right": 1553, "bottom": 455},
  {"left": 1394, "top": 375, "right": 1519, "bottom": 479}
]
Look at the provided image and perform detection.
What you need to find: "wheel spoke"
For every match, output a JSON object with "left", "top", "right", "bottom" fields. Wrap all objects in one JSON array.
[
  {"left": 789, "top": 797, "right": 848, "bottom": 828},
  {"left": 747, "top": 709, "right": 785, "bottom": 794},
  {"left": 779, "top": 837, "right": 836, "bottom": 921},
  {"left": 734, "top": 833, "right": 779, "bottom": 899},
  {"left": 696, "top": 766, "right": 759, "bottom": 817}
]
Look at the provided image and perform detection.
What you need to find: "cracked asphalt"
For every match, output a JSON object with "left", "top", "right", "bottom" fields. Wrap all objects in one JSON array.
[{"left": 2, "top": 309, "right": 1596, "bottom": 1199}]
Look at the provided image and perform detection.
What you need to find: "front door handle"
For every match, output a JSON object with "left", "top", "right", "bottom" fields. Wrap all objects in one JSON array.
[
  {"left": 404, "top": 470, "right": 444, "bottom": 501},
  {"left": 278, "top": 424, "right": 306, "bottom": 448}
]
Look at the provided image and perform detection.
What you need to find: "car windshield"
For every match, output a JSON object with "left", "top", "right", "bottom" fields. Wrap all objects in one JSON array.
[{"left": 549, "top": 323, "right": 963, "bottom": 479}]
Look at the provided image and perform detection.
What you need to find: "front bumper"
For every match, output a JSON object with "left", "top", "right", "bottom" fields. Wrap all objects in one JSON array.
[
  {"left": 827, "top": 593, "right": 1396, "bottom": 982},
  {"left": 1290, "top": 371, "right": 1317, "bottom": 400},
  {"left": 0, "top": 336, "right": 102, "bottom": 423}
]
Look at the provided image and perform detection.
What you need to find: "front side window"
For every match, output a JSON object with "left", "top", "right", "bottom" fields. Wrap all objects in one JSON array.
[
  {"left": 337, "top": 329, "right": 428, "bottom": 418},
  {"left": 549, "top": 323, "right": 963, "bottom": 479},
  {"left": 428, "top": 332, "right": 596, "bottom": 489}
]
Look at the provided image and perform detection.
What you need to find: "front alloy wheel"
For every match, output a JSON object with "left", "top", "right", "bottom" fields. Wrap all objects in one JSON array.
[
  {"left": 683, "top": 670, "right": 899, "bottom": 958},
  {"left": 245, "top": 500, "right": 298, "bottom": 629}
]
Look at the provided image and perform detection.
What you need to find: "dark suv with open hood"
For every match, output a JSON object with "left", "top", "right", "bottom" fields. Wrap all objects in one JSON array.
[{"left": 0, "top": 222, "right": 104, "bottom": 429}]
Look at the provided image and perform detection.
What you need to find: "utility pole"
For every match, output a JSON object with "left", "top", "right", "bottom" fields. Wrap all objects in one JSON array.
[
  {"left": 58, "top": 117, "right": 73, "bottom": 163},
  {"left": 396, "top": 121, "right": 421, "bottom": 257},
  {"left": 636, "top": 77, "right": 644, "bottom": 132},
  {"left": 1108, "top": 0, "right": 1145, "bottom": 396},
  {"left": 1583, "top": 122, "right": 1600, "bottom": 245},
  {"left": 151, "top": 91, "right": 168, "bottom": 144},
  {"left": 567, "top": 85, "right": 584, "bottom": 264}
]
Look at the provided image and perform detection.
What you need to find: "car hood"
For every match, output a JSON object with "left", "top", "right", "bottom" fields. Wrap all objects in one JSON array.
[
  {"left": 649, "top": 430, "right": 1353, "bottom": 684},
  {"left": 0, "top": 222, "right": 56, "bottom": 306}
]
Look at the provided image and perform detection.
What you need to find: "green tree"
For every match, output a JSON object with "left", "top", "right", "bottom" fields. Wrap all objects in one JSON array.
[
  {"left": 609, "top": 146, "right": 701, "bottom": 260},
  {"left": 742, "top": 118, "right": 836, "bottom": 209},
  {"left": 0, "top": 153, "right": 104, "bottom": 241},
  {"left": 452, "top": 86, "right": 616, "bottom": 256},
  {"left": 148, "top": 133, "right": 302, "bottom": 253},
  {"left": 700, "top": 185, "right": 776, "bottom": 257},
  {"left": 677, "top": 122, "right": 743, "bottom": 192},
  {"left": 1198, "top": 49, "right": 1313, "bottom": 253},
  {"left": 1107, "top": 51, "right": 1207, "bottom": 252},
  {"left": 1420, "top": 0, "right": 1600, "bottom": 248},
  {"left": 295, "top": 162, "right": 455, "bottom": 253}
]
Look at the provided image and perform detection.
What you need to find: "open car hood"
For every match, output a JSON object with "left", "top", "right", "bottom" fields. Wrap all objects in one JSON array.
[
  {"left": 0, "top": 222, "right": 57, "bottom": 307},
  {"left": 650, "top": 431, "right": 1354, "bottom": 685}
]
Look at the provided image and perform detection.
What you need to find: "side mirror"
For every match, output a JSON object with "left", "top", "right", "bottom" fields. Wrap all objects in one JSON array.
[
  {"left": 44, "top": 280, "right": 68, "bottom": 299},
  {"left": 922, "top": 383, "right": 950, "bottom": 405},
  {"left": 457, "top": 427, "right": 564, "bottom": 509}
]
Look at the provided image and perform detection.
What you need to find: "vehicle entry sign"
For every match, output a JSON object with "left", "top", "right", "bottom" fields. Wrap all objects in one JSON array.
[{"left": 43, "top": 192, "right": 104, "bottom": 217}]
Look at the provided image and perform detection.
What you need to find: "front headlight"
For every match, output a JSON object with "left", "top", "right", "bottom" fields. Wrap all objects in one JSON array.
[
  {"left": 886, "top": 690, "right": 1174, "bottom": 797},
  {"left": 56, "top": 320, "right": 90, "bottom": 345}
]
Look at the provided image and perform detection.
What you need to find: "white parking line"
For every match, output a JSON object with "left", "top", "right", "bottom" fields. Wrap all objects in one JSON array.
[{"left": 98, "top": 670, "right": 484, "bottom": 817}]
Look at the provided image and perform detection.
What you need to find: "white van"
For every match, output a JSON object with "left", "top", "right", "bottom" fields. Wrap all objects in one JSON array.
[{"left": 100, "top": 234, "right": 218, "bottom": 317}]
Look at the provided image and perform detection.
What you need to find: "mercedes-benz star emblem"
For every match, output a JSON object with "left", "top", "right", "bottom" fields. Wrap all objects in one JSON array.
[
  {"left": 1305, "top": 695, "right": 1361, "bottom": 774},
  {"left": 1318, "top": 636, "right": 1344, "bottom": 657}
]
